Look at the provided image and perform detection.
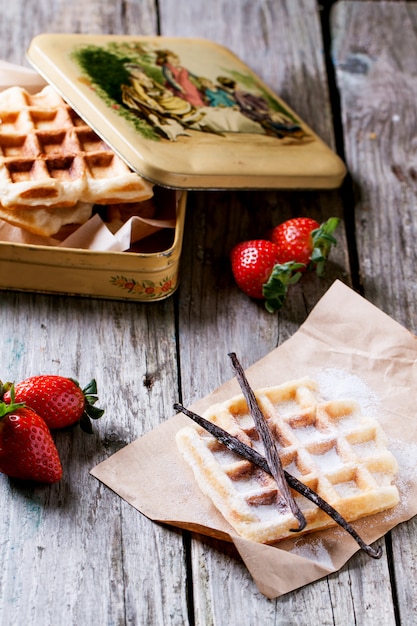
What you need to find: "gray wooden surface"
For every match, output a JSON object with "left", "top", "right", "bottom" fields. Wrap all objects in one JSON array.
[{"left": 0, "top": 0, "right": 415, "bottom": 624}]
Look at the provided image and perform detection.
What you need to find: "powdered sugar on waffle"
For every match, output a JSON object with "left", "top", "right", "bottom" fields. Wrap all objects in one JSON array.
[
  {"left": 316, "top": 368, "right": 416, "bottom": 507},
  {"left": 176, "top": 372, "right": 400, "bottom": 544},
  {"left": 316, "top": 368, "right": 381, "bottom": 416}
]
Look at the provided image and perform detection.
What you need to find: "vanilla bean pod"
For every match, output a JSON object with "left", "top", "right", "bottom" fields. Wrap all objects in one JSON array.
[
  {"left": 228, "top": 352, "right": 306, "bottom": 532},
  {"left": 174, "top": 402, "right": 382, "bottom": 559}
]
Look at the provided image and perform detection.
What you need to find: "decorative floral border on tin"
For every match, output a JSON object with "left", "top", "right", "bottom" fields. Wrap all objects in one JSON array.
[{"left": 110, "top": 274, "right": 177, "bottom": 299}]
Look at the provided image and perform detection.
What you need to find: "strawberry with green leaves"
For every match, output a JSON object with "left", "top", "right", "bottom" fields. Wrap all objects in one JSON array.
[
  {"left": 270, "top": 216, "right": 340, "bottom": 275},
  {"left": 230, "top": 217, "right": 340, "bottom": 312},
  {"left": 230, "top": 239, "right": 304, "bottom": 312},
  {"left": 3, "top": 376, "right": 104, "bottom": 434},
  {"left": 0, "top": 391, "right": 62, "bottom": 483}
]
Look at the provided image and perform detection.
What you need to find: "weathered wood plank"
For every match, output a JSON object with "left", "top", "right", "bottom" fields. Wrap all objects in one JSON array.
[
  {"left": 332, "top": 2, "right": 417, "bottom": 625},
  {"left": 331, "top": 0, "right": 417, "bottom": 330},
  {"left": 0, "top": 0, "right": 158, "bottom": 66}
]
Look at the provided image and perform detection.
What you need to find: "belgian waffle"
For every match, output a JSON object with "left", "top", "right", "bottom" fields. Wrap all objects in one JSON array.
[
  {"left": 0, "top": 86, "right": 154, "bottom": 235},
  {"left": 176, "top": 377, "right": 399, "bottom": 544}
]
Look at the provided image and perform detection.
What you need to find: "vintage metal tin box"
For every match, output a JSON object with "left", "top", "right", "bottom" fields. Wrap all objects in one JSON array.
[{"left": 0, "top": 35, "right": 346, "bottom": 301}]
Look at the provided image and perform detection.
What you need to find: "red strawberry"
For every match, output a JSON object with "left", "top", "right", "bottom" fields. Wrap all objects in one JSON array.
[
  {"left": 3, "top": 376, "right": 104, "bottom": 434},
  {"left": 230, "top": 239, "right": 304, "bottom": 312},
  {"left": 230, "top": 240, "right": 280, "bottom": 299},
  {"left": 0, "top": 398, "right": 62, "bottom": 483},
  {"left": 270, "top": 217, "right": 340, "bottom": 275}
]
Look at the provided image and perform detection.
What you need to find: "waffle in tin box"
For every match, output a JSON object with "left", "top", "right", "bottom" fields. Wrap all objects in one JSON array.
[
  {"left": 0, "top": 86, "right": 153, "bottom": 236},
  {"left": 176, "top": 377, "right": 400, "bottom": 544}
]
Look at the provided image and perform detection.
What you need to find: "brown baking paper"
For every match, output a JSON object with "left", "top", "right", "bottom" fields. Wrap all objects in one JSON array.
[
  {"left": 0, "top": 211, "right": 176, "bottom": 251},
  {"left": 91, "top": 280, "right": 417, "bottom": 598}
]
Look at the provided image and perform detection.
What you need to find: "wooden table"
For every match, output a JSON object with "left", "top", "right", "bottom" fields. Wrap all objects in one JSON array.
[{"left": 0, "top": 1, "right": 416, "bottom": 624}]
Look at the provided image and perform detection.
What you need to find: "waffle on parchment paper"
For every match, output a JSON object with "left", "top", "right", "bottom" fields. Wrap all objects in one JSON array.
[
  {"left": 0, "top": 86, "right": 153, "bottom": 235},
  {"left": 176, "top": 377, "right": 400, "bottom": 544}
]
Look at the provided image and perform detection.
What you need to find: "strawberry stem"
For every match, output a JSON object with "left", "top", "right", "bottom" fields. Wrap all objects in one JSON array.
[
  {"left": 0, "top": 385, "right": 25, "bottom": 418},
  {"left": 0, "top": 380, "right": 13, "bottom": 399}
]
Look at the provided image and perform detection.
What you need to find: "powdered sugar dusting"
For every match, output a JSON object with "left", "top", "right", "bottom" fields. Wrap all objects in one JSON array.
[
  {"left": 386, "top": 438, "right": 417, "bottom": 513},
  {"left": 290, "top": 537, "right": 334, "bottom": 569},
  {"left": 314, "top": 369, "right": 415, "bottom": 494},
  {"left": 314, "top": 369, "right": 417, "bottom": 524},
  {"left": 284, "top": 368, "right": 412, "bottom": 555},
  {"left": 316, "top": 367, "right": 380, "bottom": 417},
  {"left": 390, "top": 438, "right": 417, "bottom": 478}
]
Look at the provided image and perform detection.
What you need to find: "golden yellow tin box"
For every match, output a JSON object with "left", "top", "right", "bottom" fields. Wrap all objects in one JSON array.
[
  {"left": 0, "top": 189, "right": 187, "bottom": 302},
  {"left": 0, "top": 35, "right": 346, "bottom": 301}
]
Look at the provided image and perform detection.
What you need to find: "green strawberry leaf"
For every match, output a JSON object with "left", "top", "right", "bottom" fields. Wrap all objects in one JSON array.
[
  {"left": 84, "top": 394, "right": 100, "bottom": 406},
  {"left": 262, "top": 261, "right": 305, "bottom": 313},
  {"left": 82, "top": 379, "right": 98, "bottom": 396},
  {"left": 309, "top": 217, "right": 340, "bottom": 276},
  {"left": 86, "top": 405, "right": 105, "bottom": 420},
  {"left": 79, "top": 412, "right": 94, "bottom": 435},
  {"left": 78, "top": 378, "right": 105, "bottom": 433}
]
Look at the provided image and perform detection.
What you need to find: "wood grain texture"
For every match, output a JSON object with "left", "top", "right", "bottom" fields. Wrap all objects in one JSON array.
[
  {"left": 332, "top": 2, "right": 417, "bottom": 625},
  {"left": 332, "top": 0, "right": 417, "bottom": 331},
  {"left": 0, "top": 0, "right": 411, "bottom": 624}
]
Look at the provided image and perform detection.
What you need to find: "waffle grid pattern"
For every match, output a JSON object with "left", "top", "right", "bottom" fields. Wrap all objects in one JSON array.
[
  {"left": 0, "top": 86, "right": 153, "bottom": 209},
  {"left": 176, "top": 377, "right": 399, "bottom": 543}
]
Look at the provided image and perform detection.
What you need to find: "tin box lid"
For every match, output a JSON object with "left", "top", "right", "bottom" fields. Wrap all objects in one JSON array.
[{"left": 27, "top": 34, "right": 346, "bottom": 190}]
